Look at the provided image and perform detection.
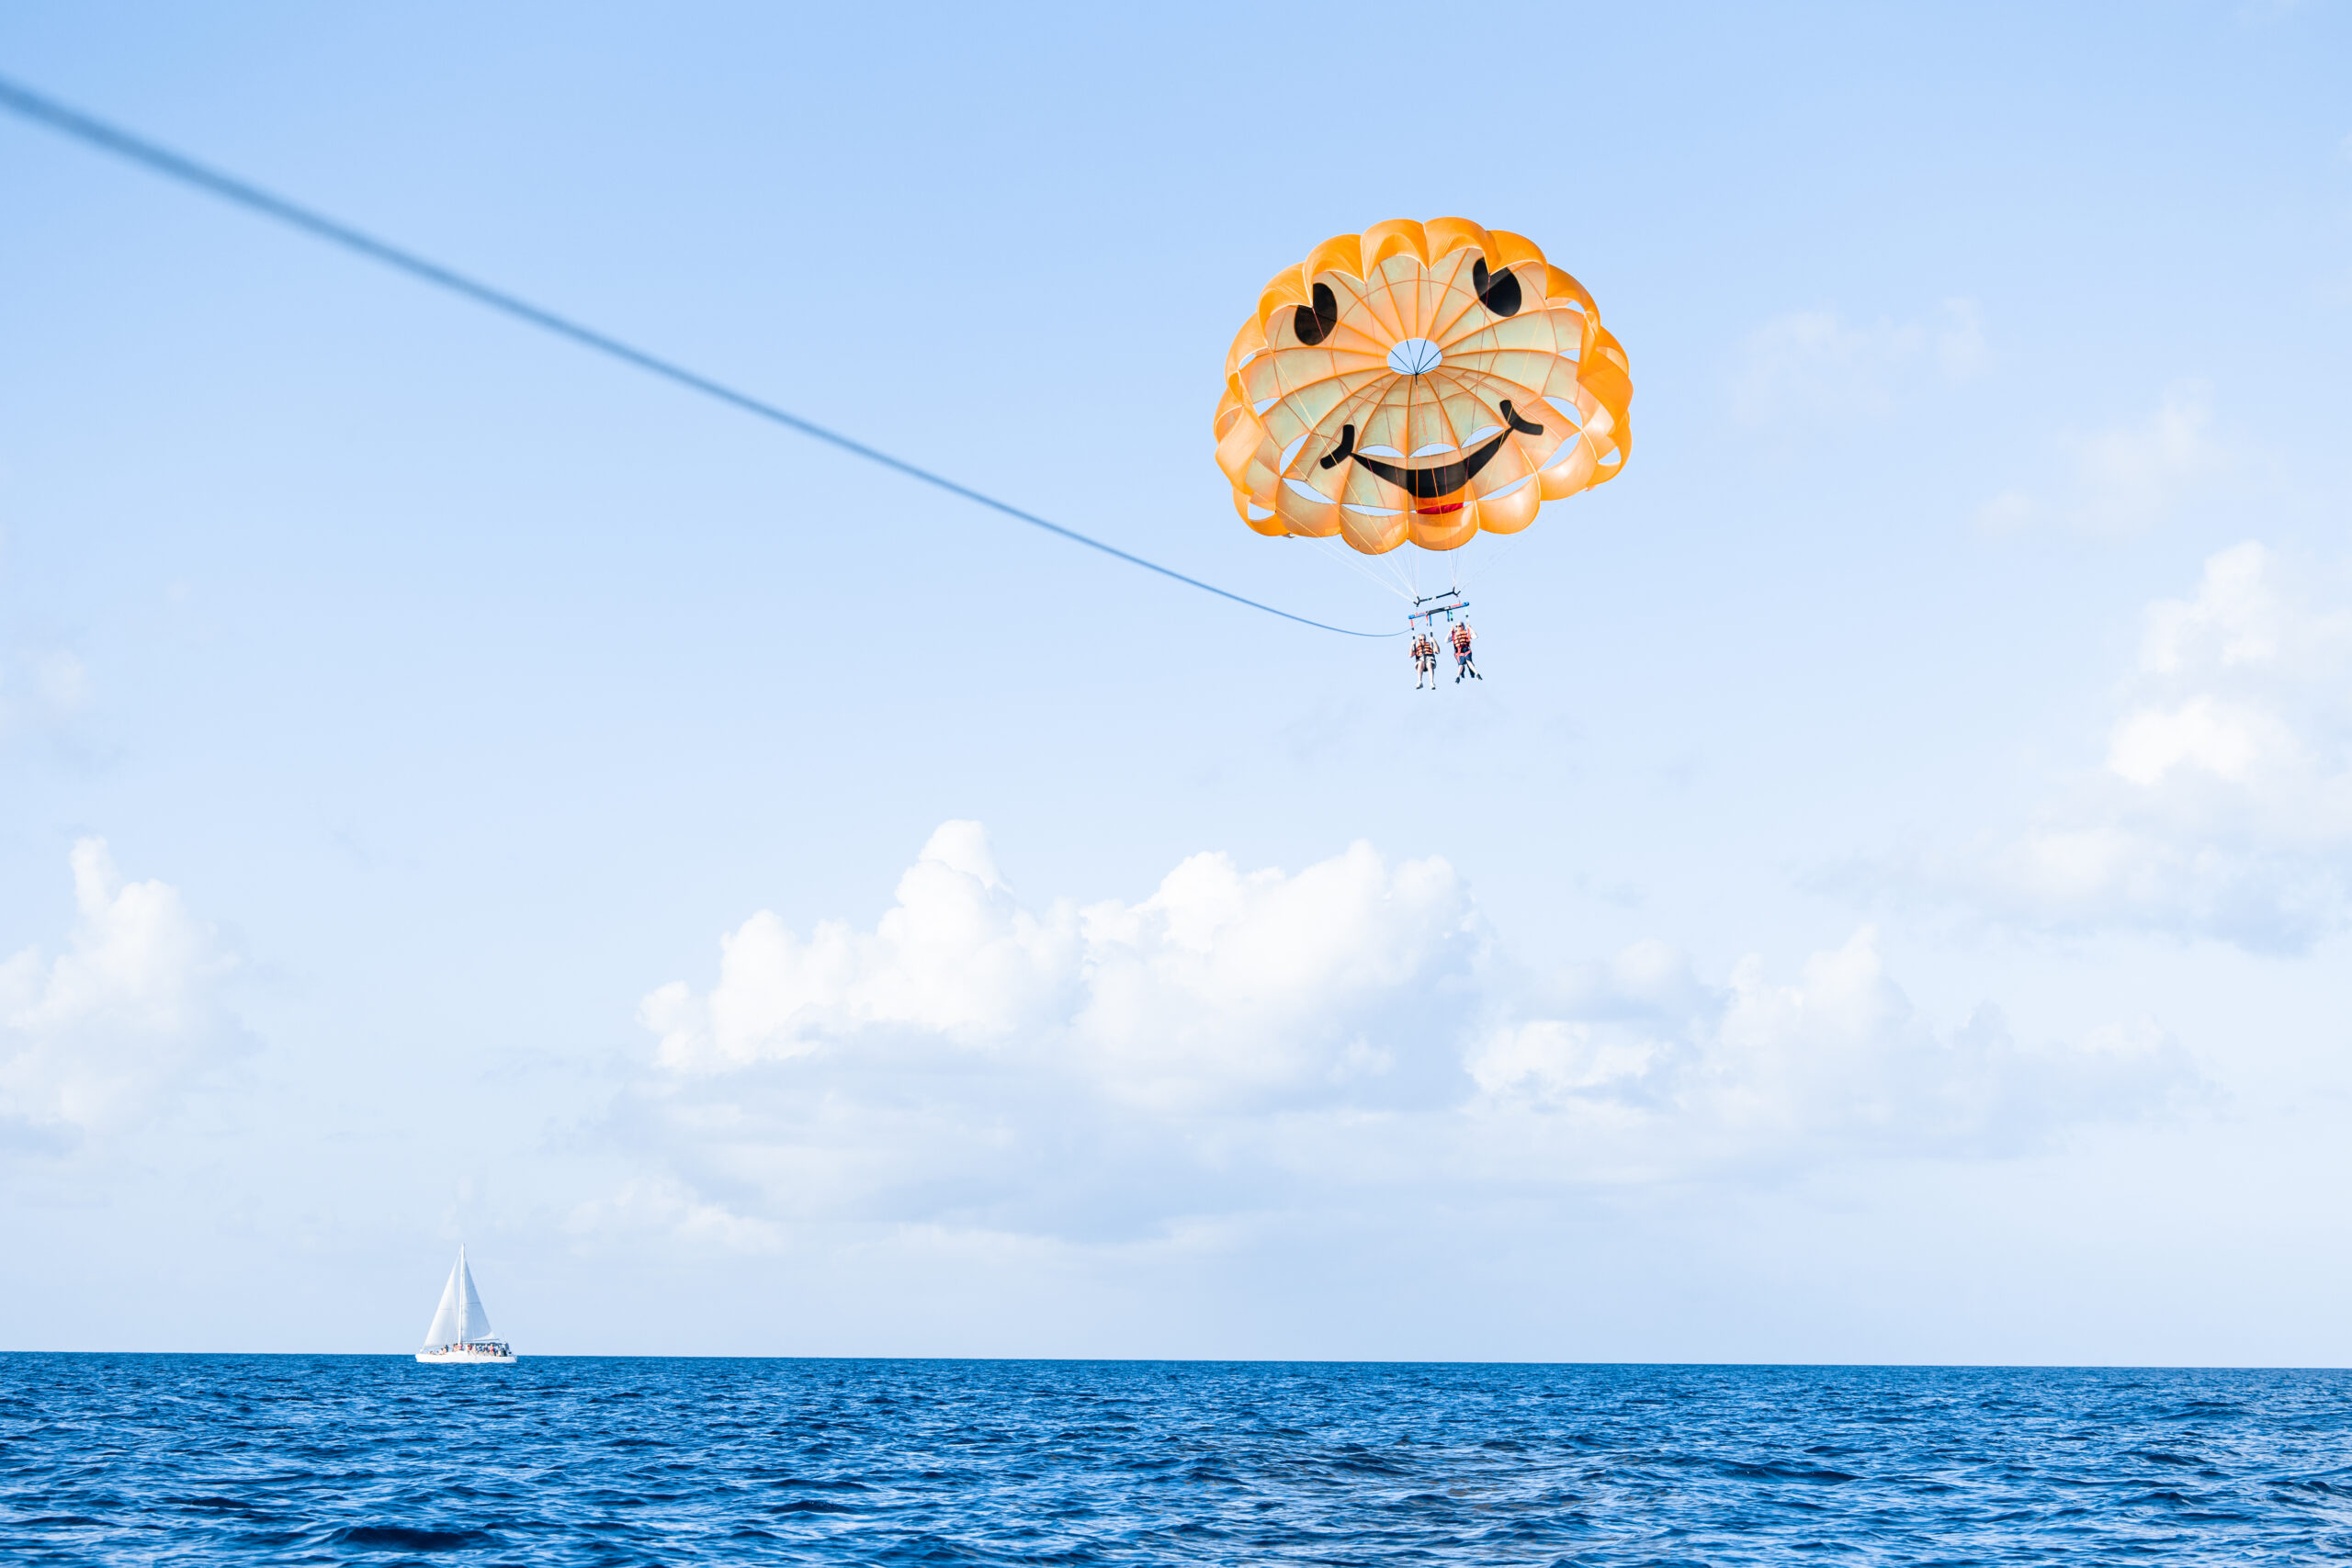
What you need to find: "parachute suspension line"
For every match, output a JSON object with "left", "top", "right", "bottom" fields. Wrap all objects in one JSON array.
[
  {"left": 1452, "top": 518, "right": 1535, "bottom": 599},
  {"left": 0, "top": 74, "right": 1405, "bottom": 641},
  {"left": 1302, "top": 534, "right": 1416, "bottom": 604},
  {"left": 1390, "top": 548, "right": 1418, "bottom": 599}
]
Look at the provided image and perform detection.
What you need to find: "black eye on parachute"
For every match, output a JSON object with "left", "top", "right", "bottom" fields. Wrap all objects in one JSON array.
[
  {"left": 1292, "top": 281, "right": 1339, "bottom": 346},
  {"left": 1472, "top": 256, "right": 1522, "bottom": 319}
]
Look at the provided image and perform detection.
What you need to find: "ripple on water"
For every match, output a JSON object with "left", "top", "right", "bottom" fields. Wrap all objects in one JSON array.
[{"left": 0, "top": 1359, "right": 2348, "bottom": 1564}]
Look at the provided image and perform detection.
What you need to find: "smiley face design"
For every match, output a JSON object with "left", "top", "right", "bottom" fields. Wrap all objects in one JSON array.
[{"left": 1214, "top": 219, "right": 1632, "bottom": 554}]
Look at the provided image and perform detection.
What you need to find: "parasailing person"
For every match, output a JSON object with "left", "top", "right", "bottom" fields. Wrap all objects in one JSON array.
[{"left": 1451, "top": 620, "right": 1480, "bottom": 682}]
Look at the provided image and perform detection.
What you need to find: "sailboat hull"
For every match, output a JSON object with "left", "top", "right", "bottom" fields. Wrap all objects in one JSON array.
[{"left": 415, "top": 1348, "right": 517, "bottom": 1364}]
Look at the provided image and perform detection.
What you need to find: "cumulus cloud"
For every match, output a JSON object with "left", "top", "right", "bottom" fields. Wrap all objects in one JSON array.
[
  {"left": 1468, "top": 929, "right": 2191, "bottom": 1180},
  {"left": 1943, "top": 543, "right": 2352, "bottom": 948},
  {"left": 0, "top": 839, "right": 246, "bottom": 1141},
  {"left": 563, "top": 1175, "right": 787, "bottom": 1256},
  {"left": 639, "top": 822, "right": 1476, "bottom": 1112},
  {"left": 1978, "top": 382, "right": 2226, "bottom": 535},
  {"left": 590, "top": 828, "right": 2196, "bottom": 1250},
  {"left": 639, "top": 822, "right": 1078, "bottom": 1074},
  {"left": 1731, "top": 299, "right": 1984, "bottom": 426}
]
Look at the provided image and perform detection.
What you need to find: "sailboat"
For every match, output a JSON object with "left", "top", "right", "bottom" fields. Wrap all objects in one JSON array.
[{"left": 415, "top": 1246, "right": 516, "bottom": 1363}]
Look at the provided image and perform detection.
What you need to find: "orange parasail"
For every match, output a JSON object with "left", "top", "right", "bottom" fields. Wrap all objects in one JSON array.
[{"left": 1214, "top": 219, "right": 1631, "bottom": 555}]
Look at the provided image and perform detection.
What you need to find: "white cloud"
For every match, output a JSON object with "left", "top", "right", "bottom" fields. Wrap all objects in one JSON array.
[
  {"left": 562, "top": 1175, "right": 786, "bottom": 1256},
  {"left": 638, "top": 821, "right": 1478, "bottom": 1111},
  {"left": 1977, "top": 382, "right": 2226, "bottom": 535},
  {"left": 0, "top": 839, "right": 245, "bottom": 1139},
  {"left": 1943, "top": 543, "right": 2352, "bottom": 948},
  {"left": 1731, "top": 299, "right": 1985, "bottom": 425},
  {"left": 2137, "top": 539, "right": 2343, "bottom": 677},
  {"left": 640, "top": 821, "right": 1080, "bottom": 1074},
  {"left": 1471, "top": 929, "right": 2191, "bottom": 1179},
  {"left": 590, "top": 829, "right": 2196, "bottom": 1250},
  {"left": 2106, "top": 697, "right": 2288, "bottom": 786}
]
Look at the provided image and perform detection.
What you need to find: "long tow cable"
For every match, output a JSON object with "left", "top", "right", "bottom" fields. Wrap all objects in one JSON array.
[{"left": 0, "top": 73, "right": 1401, "bottom": 639}]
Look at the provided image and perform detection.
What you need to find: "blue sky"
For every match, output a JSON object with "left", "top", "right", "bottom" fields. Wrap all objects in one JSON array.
[{"left": 4, "top": 1, "right": 2350, "bottom": 1360}]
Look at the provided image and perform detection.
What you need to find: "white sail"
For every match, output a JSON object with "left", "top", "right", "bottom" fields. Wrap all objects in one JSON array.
[
  {"left": 421, "top": 1247, "right": 493, "bottom": 1348},
  {"left": 455, "top": 1250, "right": 492, "bottom": 1340},
  {"left": 423, "top": 1258, "right": 462, "bottom": 1348}
]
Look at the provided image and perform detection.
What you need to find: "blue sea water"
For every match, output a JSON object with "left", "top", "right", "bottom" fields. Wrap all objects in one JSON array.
[{"left": 2, "top": 1357, "right": 2347, "bottom": 1564}]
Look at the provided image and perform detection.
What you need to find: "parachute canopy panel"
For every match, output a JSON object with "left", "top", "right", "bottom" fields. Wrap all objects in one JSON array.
[{"left": 1214, "top": 219, "right": 1632, "bottom": 556}]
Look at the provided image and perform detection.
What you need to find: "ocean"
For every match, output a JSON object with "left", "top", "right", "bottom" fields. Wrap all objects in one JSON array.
[{"left": 3, "top": 1356, "right": 2346, "bottom": 1562}]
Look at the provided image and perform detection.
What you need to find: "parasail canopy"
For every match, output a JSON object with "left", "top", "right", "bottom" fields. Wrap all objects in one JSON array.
[{"left": 1215, "top": 218, "right": 1631, "bottom": 556}]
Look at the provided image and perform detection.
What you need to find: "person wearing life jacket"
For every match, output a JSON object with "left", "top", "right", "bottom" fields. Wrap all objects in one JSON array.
[
  {"left": 1412, "top": 631, "right": 1438, "bottom": 689},
  {"left": 1451, "top": 621, "right": 1480, "bottom": 682}
]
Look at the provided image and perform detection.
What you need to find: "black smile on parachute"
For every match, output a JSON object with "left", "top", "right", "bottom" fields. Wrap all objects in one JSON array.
[{"left": 1316, "top": 398, "right": 1550, "bottom": 511}]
